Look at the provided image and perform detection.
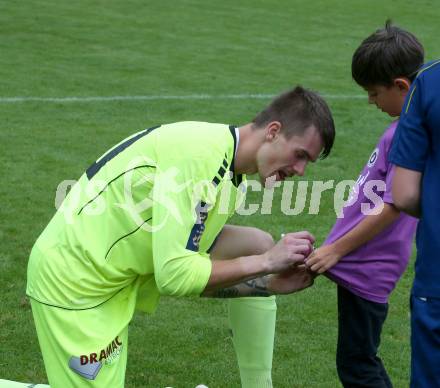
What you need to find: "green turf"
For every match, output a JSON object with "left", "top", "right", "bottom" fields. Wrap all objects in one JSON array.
[{"left": 1, "top": 0, "right": 439, "bottom": 386}]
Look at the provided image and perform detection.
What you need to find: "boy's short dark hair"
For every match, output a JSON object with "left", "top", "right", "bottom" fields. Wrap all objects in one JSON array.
[
  {"left": 352, "top": 20, "right": 424, "bottom": 87},
  {"left": 252, "top": 86, "right": 335, "bottom": 159}
]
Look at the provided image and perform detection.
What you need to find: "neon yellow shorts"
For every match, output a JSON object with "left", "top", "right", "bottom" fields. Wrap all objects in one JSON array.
[{"left": 30, "top": 284, "right": 140, "bottom": 388}]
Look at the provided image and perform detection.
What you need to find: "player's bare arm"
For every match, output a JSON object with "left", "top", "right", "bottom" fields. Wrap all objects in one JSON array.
[
  {"left": 202, "top": 232, "right": 314, "bottom": 294},
  {"left": 202, "top": 276, "right": 273, "bottom": 298},
  {"left": 392, "top": 166, "right": 422, "bottom": 218},
  {"left": 306, "top": 203, "right": 401, "bottom": 274},
  {"left": 202, "top": 266, "right": 315, "bottom": 298}
]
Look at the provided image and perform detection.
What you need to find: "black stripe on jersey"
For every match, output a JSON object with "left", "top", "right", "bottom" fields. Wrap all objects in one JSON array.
[
  {"left": 105, "top": 217, "right": 152, "bottom": 260},
  {"left": 234, "top": 174, "right": 243, "bottom": 186},
  {"left": 27, "top": 286, "right": 126, "bottom": 311},
  {"left": 228, "top": 125, "right": 244, "bottom": 187},
  {"left": 229, "top": 125, "right": 237, "bottom": 172},
  {"left": 218, "top": 166, "right": 226, "bottom": 179},
  {"left": 186, "top": 201, "right": 209, "bottom": 252},
  {"left": 86, "top": 125, "right": 160, "bottom": 180},
  {"left": 78, "top": 165, "right": 155, "bottom": 216},
  {"left": 211, "top": 157, "right": 229, "bottom": 187}
]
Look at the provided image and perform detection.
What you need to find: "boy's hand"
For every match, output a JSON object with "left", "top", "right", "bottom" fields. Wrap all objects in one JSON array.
[{"left": 305, "top": 244, "right": 341, "bottom": 274}]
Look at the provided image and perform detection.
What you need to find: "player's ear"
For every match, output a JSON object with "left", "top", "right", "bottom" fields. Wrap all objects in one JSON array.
[
  {"left": 265, "top": 121, "right": 282, "bottom": 141},
  {"left": 394, "top": 78, "right": 411, "bottom": 94}
]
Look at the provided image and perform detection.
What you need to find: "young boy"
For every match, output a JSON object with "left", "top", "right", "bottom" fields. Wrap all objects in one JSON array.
[{"left": 305, "top": 21, "right": 423, "bottom": 387}]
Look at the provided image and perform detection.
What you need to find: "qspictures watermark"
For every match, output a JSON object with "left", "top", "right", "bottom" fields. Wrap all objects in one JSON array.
[{"left": 54, "top": 158, "right": 386, "bottom": 230}]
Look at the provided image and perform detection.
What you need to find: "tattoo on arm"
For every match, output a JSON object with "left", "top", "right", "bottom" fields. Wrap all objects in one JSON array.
[{"left": 203, "top": 276, "right": 273, "bottom": 298}]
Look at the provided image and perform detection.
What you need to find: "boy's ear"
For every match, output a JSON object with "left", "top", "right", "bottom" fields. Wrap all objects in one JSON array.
[{"left": 394, "top": 78, "right": 411, "bottom": 94}]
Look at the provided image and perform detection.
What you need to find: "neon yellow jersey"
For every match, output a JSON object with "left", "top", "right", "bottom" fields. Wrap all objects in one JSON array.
[{"left": 27, "top": 122, "right": 246, "bottom": 312}]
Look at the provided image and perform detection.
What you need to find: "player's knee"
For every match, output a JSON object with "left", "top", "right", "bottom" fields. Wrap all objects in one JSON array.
[{"left": 250, "top": 228, "right": 274, "bottom": 254}]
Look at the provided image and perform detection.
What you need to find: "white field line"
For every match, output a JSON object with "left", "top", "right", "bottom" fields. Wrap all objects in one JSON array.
[{"left": 0, "top": 94, "right": 365, "bottom": 103}]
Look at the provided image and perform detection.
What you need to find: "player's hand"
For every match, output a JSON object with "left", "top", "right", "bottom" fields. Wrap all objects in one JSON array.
[
  {"left": 305, "top": 244, "right": 341, "bottom": 274},
  {"left": 262, "top": 231, "right": 315, "bottom": 274},
  {"left": 267, "top": 265, "right": 315, "bottom": 294}
]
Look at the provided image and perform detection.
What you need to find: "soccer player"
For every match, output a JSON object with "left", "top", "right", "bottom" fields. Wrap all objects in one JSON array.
[
  {"left": 305, "top": 22, "right": 422, "bottom": 387},
  {"left": 27, "top": 86, "right": 335, "bottom": 387},
  {"left": 390, "top": 59, "right": 440, "bottom": 387}
]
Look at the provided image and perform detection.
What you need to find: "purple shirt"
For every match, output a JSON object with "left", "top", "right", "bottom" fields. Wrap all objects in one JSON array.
[{"left": 325, "top": 121, "right": 417, "bottom": 303}]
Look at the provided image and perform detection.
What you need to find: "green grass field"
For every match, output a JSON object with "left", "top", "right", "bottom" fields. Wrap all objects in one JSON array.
[{"left": 1, "top": 1, "right": 439, "bottom": 387}]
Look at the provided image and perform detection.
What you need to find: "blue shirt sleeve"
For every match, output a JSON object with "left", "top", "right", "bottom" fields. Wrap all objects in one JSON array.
[{"left": 389, "top": 78, "right": 429, "bottom": 172}]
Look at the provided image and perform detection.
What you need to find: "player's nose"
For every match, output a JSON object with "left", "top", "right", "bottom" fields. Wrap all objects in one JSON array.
[{"left": 294, "top": 161, "right": 306, "bottom": 177}]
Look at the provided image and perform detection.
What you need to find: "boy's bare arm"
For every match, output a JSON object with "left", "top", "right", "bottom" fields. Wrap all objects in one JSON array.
[{"left": 305, "top": 203, "right": 400, "bottom": 274}]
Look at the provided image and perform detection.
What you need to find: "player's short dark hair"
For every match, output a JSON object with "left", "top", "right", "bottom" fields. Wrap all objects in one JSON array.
[
  {"left": 252, "top": 86, "right": 335, "bottom": 159},
  {"left": 352, "top": 20, "right": 424, "bottom": 87}
]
